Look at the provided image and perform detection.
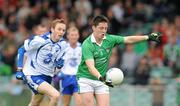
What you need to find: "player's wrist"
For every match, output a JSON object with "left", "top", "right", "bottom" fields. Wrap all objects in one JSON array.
[
  {"left": 16, "top": 69, "right": 24, "bottom": 80},
  {"left": 98, "top": 75, "right": 104, "bottom": 82},
  {"left": 144, "top": 35, "right": 149, "bottom": 40},
  {"left": 98, "top": 74, "right": 102, "bottom": 79}
]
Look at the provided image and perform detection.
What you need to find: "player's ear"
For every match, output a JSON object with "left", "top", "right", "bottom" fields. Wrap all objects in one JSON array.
[{"left": 92, "top": 26, "right": 95, "bottom": 31}]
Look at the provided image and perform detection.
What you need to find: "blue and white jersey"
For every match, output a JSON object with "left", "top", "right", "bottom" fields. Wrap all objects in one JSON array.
[
  {"left": 61, "top": 42, "right": 82, "bottom": 75},
  {"left": 18, "top": 32, "right": 50, "bottom": 75},
  {"left": 23, "top": 33, "right": 67, "bottom": 77}
]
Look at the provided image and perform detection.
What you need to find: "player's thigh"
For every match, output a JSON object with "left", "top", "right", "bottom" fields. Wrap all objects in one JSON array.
[
  {"left": 81, "top": 92, "right": 94, "bottom": 106},
  {"left": 71, "top": 82, "right": 82, "bottom": 104},
  {"left": 38, "top": 81, "right": 60, "bottom": 98},
  {"left": 77, "top": 78, "right": 97, "bottom": 105},
  {"left": 29, "top": 93, "right": 44, "bottom": 105},
  {"left": 62, "top": 94, "right": 71, "bottom": 106},
  {"left": 73, "top": 92, "right": 81, "bottom": 101},
  {"left": 73, "top": 92, "right": 82, "bottom": 106},
  {"left": 95, "top": 93, "right": 110, "bottom": 106}
]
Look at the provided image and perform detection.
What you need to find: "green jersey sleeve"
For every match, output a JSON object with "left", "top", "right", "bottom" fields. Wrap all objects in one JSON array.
[{"left": 107, "top": 34, "right": 125, "bottom": 45}]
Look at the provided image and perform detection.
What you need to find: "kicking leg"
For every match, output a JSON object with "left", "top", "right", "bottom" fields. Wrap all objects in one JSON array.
[{"left": 38, "top": 82, "right": 60, "bottom": 106}]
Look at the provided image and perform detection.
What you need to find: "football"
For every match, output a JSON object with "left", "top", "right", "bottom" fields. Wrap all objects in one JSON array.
[{"left": 106, "top": 68, "right": 124, "bottom": 86}]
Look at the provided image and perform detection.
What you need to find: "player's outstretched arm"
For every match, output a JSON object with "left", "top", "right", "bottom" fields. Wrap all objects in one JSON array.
[
  {"left": 124, "top": 32, "right": 161, "bottom": 44},
  {"left": 16, "top": 46, "right": 26, "bottom": 80},
  {"left": 17, "top": 46, "right": 26, "bottom": 69}
]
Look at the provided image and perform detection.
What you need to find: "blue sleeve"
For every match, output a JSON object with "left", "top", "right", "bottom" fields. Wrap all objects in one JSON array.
[{"left": 17, "top": 46, "right": 26, "bottom": 68}]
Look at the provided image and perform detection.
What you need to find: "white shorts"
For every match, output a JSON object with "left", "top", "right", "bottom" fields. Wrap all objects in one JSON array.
[{"left": 78, "top": 77, "right": 109, "bottom": 94}]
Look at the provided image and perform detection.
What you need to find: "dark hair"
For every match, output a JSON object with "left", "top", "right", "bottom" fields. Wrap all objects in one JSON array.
[{"left": 92, "top": 15, "right": 109, "bottom": 27}]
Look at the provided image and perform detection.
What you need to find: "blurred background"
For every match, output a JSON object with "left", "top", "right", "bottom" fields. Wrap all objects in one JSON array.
[{"left": 0, "top": 0, "right": 180, "bottom": 106}]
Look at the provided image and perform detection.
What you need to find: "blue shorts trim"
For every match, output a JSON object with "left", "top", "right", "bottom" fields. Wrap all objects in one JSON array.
[{"left": 25, "top": 74, "right": 52, "bottom": 94}]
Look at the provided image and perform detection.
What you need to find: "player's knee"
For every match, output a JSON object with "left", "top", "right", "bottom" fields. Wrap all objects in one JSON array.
[
  {"left": 75, "top": 98, "right": 82, "bottom": 106},
  {"left": 51, "top": 92, "right": 60, "bottom": 102},
  {"left": 87, "top": 98, "right": 93, "bottom": 103},
  {"left": 83, "top": 99, "right": 93, "bottom": 106},
  {"left": 76, "top": 101, "right": 83, "bottom": 106}
]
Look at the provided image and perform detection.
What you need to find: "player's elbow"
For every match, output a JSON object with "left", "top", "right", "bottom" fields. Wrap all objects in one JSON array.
[{"left": 124, "top": 40, "right": 134, "bottom": 44}]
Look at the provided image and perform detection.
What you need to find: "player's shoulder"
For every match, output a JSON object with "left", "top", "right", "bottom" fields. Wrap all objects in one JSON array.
[
  {"left": 57, "top": 38, "right": 68, "bottom": 49},
  {"left": 105, "top": 33, "right": 124, "bottom": 41},
  {"left": 105, "top": 33, "right": 114, "bottom": 41},
  {"left": 33, "top": 36, "right": 47, "bottom": 42},
  {"left": 27, "top": 35, "right": 47, "bottom": 42},
  {"left": 82, "top": 36, "right": 91, "bottom": 45},
  {"left": 105, "top": 33, "right": 115, "bottom": 38},
  {"left": 23, "top": 35, "right": 47, "bottom": 47},
  {"left": 82, "top": 38, "right": 94, "bottom": 51},
  {"left": 40, "top": 31, "right": 51, "bottom": 39},
  {"left": 28, "top": 31, "right": 50, "bottom": 40}
]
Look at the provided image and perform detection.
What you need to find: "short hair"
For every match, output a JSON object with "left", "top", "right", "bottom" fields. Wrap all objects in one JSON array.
[
  {"left": 92, "top": 15, "right": 109, "bottom": 27},
  {"left": 51, "top": 19, "right": 65, "bottom": 28},
  {"left": 67, "top": 26, "right": 79, "bottom": 35}
]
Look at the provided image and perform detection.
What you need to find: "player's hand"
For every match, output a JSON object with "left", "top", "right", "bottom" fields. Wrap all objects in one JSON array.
[
  {"left": 148, "top": 32, "right": 161, "bottom": 43},
  {"left": 98, "top": 76, "right": 114, "bottom": 87},
  {"left": 55, "top": 58, "right": 64, "bottom": 69},
  {"left": 16, "top": 69, "right": 24, "bottom": 80}
]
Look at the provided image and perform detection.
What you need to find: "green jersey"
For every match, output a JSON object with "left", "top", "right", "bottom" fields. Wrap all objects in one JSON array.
[{"left": 77, "top": 33, "right": 124, "bottom": 80}]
